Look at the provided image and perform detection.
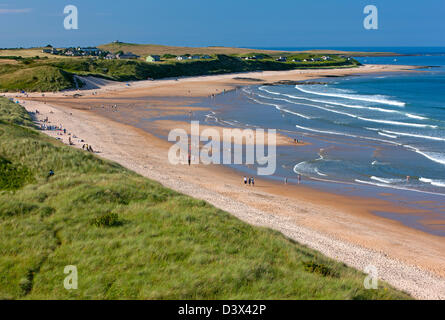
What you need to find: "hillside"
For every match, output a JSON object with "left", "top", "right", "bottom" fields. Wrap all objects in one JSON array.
[
  {"left": 98, "top": 42, "right": 400, "bottom": 58},
  {"left": 99, "top": 42, "right": 287, "bottom": 57},
  {"left": 0, "top": 51, "right": 359, "bottom": 92},
  {"left": 0, "top": 97, "right": 410, "bottom": 300}
]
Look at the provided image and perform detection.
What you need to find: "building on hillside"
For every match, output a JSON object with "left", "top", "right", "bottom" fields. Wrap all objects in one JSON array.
[
  {"left": 116, "top": 52, "right": 140, "bottom": 59},
  {"left": 191, "top": 55, "right": 201, "bottom": 60},
  {"left": 42, "top": 47, "right": 59, "bottom": 54},
  {"left": 176, "top": 56, "right": 187, "bottom": 61},
  {"left": 146, "top": 55, "right": 161, "bottom": 62},
  {"left": 276, "top": 56, "right": 287, "bottom": 62},
  {"left": 80, "top": 47, "right": 100, "bottom": 55},
  {"left": 105, "top": 53, "right": 117, "bottom": 60}
]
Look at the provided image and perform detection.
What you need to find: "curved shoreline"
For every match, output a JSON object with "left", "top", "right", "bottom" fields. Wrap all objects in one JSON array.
[{"left": 12, "top": 65, "right": 445, "bottom": 299}]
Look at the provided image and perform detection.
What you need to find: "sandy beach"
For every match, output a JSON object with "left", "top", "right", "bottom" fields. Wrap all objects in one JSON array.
[{"left": 8, "top": 64, "right": 445, "bottom": 299}]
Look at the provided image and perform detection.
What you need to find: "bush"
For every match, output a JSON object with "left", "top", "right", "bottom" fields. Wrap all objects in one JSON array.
[
  {"left": 0, "top": 156, "right": 34, "bottom": 191},
  {"left": 303, "top": 261, "right": 339, "bottom": 277},
  {"left": 92, "top": 212, "right": 122, "bottom": 227}
]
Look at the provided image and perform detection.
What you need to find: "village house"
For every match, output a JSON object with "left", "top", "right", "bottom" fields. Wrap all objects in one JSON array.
[
  {"left": 276, "top": 56, "right": 287, "bottom": 62},
  {"left": 146, "top": 55, "right": 161, "bottom": 62},
  {"left": 79, "top": 47, "right": 101, "bottom": 56},
  {"left": 105, "top": 53, "right": 117, "bottom": 60},
  {"left": 116, "top": 52, "right": 140, "bottom": 60},
  {"left": 42, "top": 47, "right": 59, "bottom": 54}
]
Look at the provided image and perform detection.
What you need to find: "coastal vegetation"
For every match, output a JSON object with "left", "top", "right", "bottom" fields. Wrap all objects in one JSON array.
[
  {"left": 0, "top": 97, "right": 410, "bottom": 300},
  {"left": 0, "top": 44, "right": 360, "bottom": 92}
]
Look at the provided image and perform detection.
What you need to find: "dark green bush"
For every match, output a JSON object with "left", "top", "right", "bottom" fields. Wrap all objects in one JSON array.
[
  {"left": 303, "top": 261, "right": 339, "bottom": 278},
  {"left": 92, "top": 212, "right": 122, "bottom": 227}
]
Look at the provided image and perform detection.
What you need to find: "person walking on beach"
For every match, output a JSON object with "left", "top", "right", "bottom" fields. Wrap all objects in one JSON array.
[
  {"left": 298, "top": 174, "right": 301, "bottom": 184},
  {"left": 244, "top": 176, "right": 248, "bottom": 185},
  {"left": 284, "top": 177, "right": 288, "bottom": 185},
  {"left": 248, "top": 177, "right": 252, "bottom": 186},
  {"left": 251, "top": 177, "right": 255, "bottom": 187}
]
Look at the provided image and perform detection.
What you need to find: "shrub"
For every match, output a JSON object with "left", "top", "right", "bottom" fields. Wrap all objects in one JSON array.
[
  {"left": 0, "top": 157, "right": 35, "bottom": 190},
  {"left": 303, "top": 261, "right": 339, "bottom": 277},
  {"left": 92, "top": 212, "right": 122, "bottom": 227}
]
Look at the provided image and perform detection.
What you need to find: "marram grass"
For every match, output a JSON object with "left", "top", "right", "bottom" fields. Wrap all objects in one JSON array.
[{"left": 0, "top": 98, "right": 409, "bottom": 300}]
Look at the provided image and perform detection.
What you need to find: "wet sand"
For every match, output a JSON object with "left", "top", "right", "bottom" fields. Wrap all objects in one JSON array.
[{"left": 11, "top": 65, "right": 445, "bottom": 299}]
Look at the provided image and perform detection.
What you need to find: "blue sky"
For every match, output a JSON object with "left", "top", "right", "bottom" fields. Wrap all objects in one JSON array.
[{"left": 0, "top": 0, "right": 444, "bottom": 48}]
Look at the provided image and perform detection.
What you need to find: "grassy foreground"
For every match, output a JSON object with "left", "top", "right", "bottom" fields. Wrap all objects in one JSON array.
[{"left": 0, "top": 98, "right": 410, "bottom": 300}]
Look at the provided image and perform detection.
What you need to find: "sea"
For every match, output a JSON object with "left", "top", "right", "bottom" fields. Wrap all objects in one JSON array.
[{"left": 192, "top": 47, "right": 445, "bottom": 234}]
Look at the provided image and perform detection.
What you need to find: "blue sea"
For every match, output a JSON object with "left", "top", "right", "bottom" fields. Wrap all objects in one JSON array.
[{"left": 201, "top": 48, "right": 445, "bottom": 196}]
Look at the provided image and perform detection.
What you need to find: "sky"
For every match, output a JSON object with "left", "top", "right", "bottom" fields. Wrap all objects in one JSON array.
[{"left": 0, "top": 0, "right": 444, "bottom": 48}]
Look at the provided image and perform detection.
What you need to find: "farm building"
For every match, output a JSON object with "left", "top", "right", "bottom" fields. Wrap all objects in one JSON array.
[{"left": 146, "top": 55, "right": 161, "bottom": 62}]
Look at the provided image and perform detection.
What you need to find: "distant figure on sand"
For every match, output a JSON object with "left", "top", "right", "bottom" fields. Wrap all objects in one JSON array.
[
  {"left": 244, "top": 176, "right": 247, "bottom": 185},
  {"left": 298, "top": 174, "right": 301, "bottom": 184},
  {"left": 248, "top": 177, "right": 252, "bottom": 186},
  {"left": 251, "top": 177, "right": 255, "bottom": 187},
  {"left": 284, "top": 177, "right": 288, "bottom": 185}
]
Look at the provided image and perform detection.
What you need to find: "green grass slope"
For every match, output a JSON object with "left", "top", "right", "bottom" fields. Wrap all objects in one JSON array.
[
  {"left": 0, "top": 98, "right": 409, "bottom": 300},
  {"left": 0, "top": 65, "right": 75, "bottom": 92},
  {"left": 51, "top": 55, "right": 359, "bottom": 81}
]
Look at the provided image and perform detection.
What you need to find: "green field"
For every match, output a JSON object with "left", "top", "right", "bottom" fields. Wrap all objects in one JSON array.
[
  {"left": 0, "top": 45, "right": 360, "bottom": 92},
  {"left": 0, "top": 97, "right": 410, "bottom": 300}
]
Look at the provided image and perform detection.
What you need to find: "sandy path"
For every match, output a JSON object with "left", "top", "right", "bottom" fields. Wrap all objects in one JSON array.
[{"left": 12, "top": 65, "right": 445, "bottom": 300}]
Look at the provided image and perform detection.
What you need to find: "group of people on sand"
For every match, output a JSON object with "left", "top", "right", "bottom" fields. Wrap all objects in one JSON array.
[
  {"left": 243, "top": 176, "right": 255, "bottom": 187},
  {"left": 35, "top": 108, "right": 96, "bottom": 153},
  {"left": 82, "top": 144, "right": 94, "bottom": 153},
  {"left": 284, "top": 175, "right": 302, "bottom": 185}
]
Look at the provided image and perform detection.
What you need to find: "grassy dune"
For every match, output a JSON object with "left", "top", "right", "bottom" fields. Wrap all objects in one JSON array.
[
  {"left": 0, "top": 65, "right": 75, "bottom": 92},
  {"left": 0, "top": 98, "right": 410, "bottom": 300}
]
